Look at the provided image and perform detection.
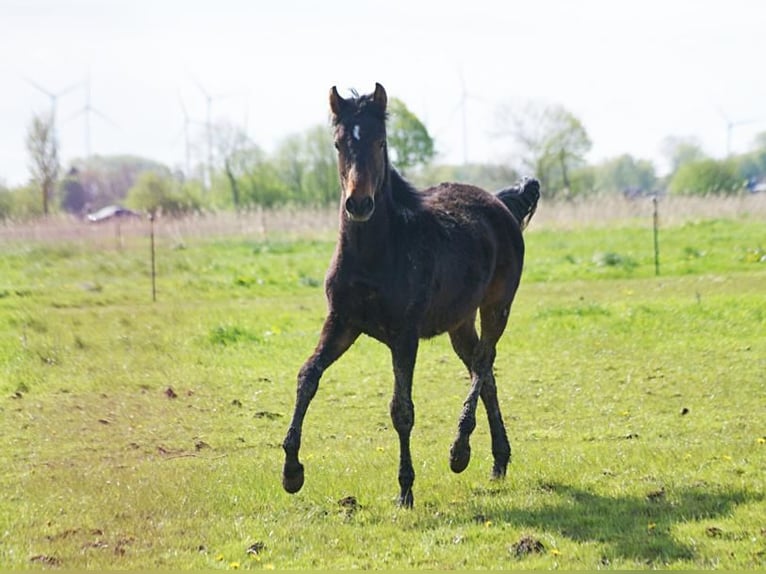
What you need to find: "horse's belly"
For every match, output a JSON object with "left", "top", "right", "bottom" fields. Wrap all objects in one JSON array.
[{"left": 418, "top": 284, "right": 486, "bottom": 338}]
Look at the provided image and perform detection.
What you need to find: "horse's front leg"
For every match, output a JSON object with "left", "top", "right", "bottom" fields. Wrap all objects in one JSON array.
[
  {"left": 282, "top": 314, "right": 359, "bottom": 494},
  {"left": 389, "top": 333, "right": 418, "bottom": 508}
]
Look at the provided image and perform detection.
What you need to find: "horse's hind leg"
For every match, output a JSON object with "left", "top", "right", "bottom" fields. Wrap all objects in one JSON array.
[
  {"left": 479, "top": 365, "right": 511, "bottom": 478},
  {"left": 477, "top": 303, "right": 512, "bottom": 478},
  {"left": 478, "top": 303, "right": 512, "bottom": 478},
  {"left": 449, "top": 305, "right": 512, "bottom": 478},
  {"left": 448, "top": 317, "right": 479, "bottom": 473}
]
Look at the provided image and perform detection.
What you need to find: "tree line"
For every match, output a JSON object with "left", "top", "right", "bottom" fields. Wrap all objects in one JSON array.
[{"left": 2, "top": 96, "right": 766, "bottom": 221}]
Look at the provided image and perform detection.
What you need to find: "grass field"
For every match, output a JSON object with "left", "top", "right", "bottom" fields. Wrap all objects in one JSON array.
[{"left": 0, "top": 198, "right": 764, "bottom": 569}]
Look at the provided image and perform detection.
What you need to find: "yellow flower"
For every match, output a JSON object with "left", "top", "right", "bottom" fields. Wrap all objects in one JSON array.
[
  {"left": 757, "top": 437, "right": 766, "bottom": 444},
  {"left": 264, "top": 564, "right": 275, "bottom": 570},
  {"left": 229, "top": 562, "right": 240, "bottom": 569},
  {"left": 648, "top": 522, "right": 657, "bottom": 531},
  {"left": 551, "top": 548, "right": 561, "bottom": 556},
  {"left": 722, "top": 455, "right": 732, "bottom": 461},
  {"left": 215, "top": 554, "right": 225, "bottom": 562}
]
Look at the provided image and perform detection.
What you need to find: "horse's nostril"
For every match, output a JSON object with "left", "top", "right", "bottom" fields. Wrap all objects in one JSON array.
[{"left": 345, "top": 196, "right": 375, "bottom": 219}]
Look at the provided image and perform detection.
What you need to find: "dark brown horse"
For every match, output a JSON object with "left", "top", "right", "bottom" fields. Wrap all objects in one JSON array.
[{"left": 282, "top": 83, "right": 540, "bottom": 507}]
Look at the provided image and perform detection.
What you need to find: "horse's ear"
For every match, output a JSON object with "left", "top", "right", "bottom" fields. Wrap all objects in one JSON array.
[
  {"left": 329, "top": 86, "right": 346, "bottom": 118},
  {"left": 373, "top": 83, "right": 387, "bottom": 113}
]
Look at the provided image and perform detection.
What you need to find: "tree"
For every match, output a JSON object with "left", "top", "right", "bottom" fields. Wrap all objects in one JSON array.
[
  {"left": 211, "top": 143, "right": 288, "bottom": 210},
  {"left": 4, "top": 184, "right": 45, "bottom": 219},
  {"left": 668, "top": 158, "right": 742, "bottom": 196},
  {"left": 125, "top": 172, "right": 201, "bottom": 216},
  {"left": 69, "top": 155, "right": 171, "bottom": 209},
  {"left": 0, "top": 183, "right": 12, "bottom": 221},
  {"left": 742, "top": 131, "right": 766, "bottom": 185},
  {"left": 26, "top": 113, "right": 60, "bottom": 215},
  {"left": 660, "top": 136, "right": 707, "bottom": 174},
  {"left": 594, "top": 154, "right": 658, "bottom": 195},
  {"left": 212, "top": 121, "right": 253, "bottom": 211},
  {"left": 751, "top": 131, "right": 766, "bottom": 152},
  {"left": 59, "top": 167, "right": 89, "bottom": 214},
  {"left": 269, "top": 128, "right": 339, "bottom": 206},
  {"left": 273, "top": 134, "right": 305, "bottom": 204},
  {"left": 300, "top": 125, "right": 338, "bottom": 206},
  {"left": 415, "top": 163, "right": 518, "bottom": 192},
  {"left": 387, "top": 98, "right": 436, "bottom": 174},
  {"left": 497, "top": 102, "right": 591, "bottom": 197}
]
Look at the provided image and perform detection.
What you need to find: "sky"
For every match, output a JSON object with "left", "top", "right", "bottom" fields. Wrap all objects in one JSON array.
[{"left": 1, "top": 0, "right": 765, "bottom": 187}]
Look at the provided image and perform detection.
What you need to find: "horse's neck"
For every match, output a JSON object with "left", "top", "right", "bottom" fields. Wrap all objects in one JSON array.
[
  {"left": 337, "top": 165, "right": 418, "bottom": 267},
  {"left": 339, "top": 176, "right": 396, "bottom": 267}
]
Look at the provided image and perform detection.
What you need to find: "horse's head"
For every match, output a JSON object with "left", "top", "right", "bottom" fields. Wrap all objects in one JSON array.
[{"left": 329, "top": 83, "right": 388, "bottom": 223}]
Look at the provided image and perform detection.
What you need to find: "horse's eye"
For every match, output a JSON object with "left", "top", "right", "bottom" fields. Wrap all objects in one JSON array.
[
  {"left": 334, "top": 141, "right": 341, "bottom": 151},
  {"left": 379, "top": 140, "right": 386, "bottom": 149}
]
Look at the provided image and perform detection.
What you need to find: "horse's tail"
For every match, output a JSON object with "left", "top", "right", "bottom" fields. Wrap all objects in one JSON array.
[{"left": 496, "top": 177, "right": 540, "bottom": 231}]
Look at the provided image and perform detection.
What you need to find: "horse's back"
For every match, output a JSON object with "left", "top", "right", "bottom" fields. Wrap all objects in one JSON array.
[
  {"left": 421, "top": 182, "right": 524, "bottom": 259},
  {"left": 414, "top": 182, "right": 525, "bottom": 335}
]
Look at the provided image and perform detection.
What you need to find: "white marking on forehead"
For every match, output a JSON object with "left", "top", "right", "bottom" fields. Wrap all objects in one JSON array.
[{"left": 353, "top": 124, "right": 361, "bottom": 141}]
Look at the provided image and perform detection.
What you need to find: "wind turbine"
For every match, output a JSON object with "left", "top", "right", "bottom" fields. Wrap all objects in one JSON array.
[
  {"left": 67, "top": 71, "right": 118, "bottom": 158},
  {"left": 459, "top": 68, "right": 469, "bottom": 165},
  {"left": 176, "top": 91, "right": 206, "bottom": 177},
  {"left": 24, "top": 76, "right": 82, "bottom": 141},
  {"left": 436, "top": 67, "right": 485, "bottom": 165},
  {"left": 193, "top": 78, "right": 235, "bottom": 188},
  {"left": 716, "top": 105, "right": 762, "bottom": 157}
]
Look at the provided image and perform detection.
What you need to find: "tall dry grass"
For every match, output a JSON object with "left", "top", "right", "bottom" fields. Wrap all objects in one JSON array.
[
  {"left": 532, "top": 192, "right": 766, "bottom": 230},
  {"left": 0, "top": 208, "right": 338, "bottom": 248},
  {"left": 1, "top": 194, "right": 764, "bottom": 247}
]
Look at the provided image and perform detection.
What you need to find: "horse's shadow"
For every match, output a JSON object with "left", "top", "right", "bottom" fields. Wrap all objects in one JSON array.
[{"left": 479, "top": 482, "right": 761, "bottom": 563}]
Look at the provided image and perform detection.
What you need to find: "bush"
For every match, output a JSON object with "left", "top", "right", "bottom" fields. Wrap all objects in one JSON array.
[
  {"left": 125, "top": 172, "right": 202, "bottom": 217},
  {"left": 669, "top": 158, "right": 743, "bottom": 196},
  {"left": 0, "top": 186, "right": 12, "bottom": 221},
  {"left": 0, "top": 184, "right": 46, "bottom": 220}
]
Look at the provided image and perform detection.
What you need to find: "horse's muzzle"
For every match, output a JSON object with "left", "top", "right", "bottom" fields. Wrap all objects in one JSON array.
[{"left": 345, "top": 195, "right": 375, "bottom": 222}]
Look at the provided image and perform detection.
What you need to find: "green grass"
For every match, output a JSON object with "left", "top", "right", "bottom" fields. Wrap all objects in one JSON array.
[{"left": 0, "top": 217, "right": 764, "bottom": 569}]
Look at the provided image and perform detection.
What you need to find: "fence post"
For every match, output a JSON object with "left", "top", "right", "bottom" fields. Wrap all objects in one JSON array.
[
  {"left": 150, "top": 213, "right": 157, "bottom": 302},
  {"left": 653, "top": 195, "right": 660, "bottom": 276}
]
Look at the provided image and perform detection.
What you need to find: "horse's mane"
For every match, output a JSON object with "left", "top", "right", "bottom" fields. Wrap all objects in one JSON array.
[{"left": 389, "top": 168, "right": 423, "bottom": 217}]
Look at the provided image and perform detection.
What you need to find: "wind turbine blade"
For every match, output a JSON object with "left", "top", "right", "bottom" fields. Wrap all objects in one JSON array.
[
  {"left": 193, "top": 76, "right": 210, "bottom": 99},
  {"left": 91, "top": 106, "right": 119, "bottom": 128},
  {"left": 213, "top": 91, "right": 235, "bottom": 101},
  {"left": 732, "top": 117, "right": 763, "bottom": 127},
  {"left": 56, "top": 80, "right": 82, "bottom": 98},
  {"left": 170, "top": 126, "right": 187, "bottom": 144},
  {"left": 714, "top": 104, "right": 730, "bottom": 124},
  {"left": 178, "top": 90, "right": 189, "bottom": 118},
  {"left": 64, "top": 107, "right": 86, "bottom": 122},
  {"left": 23, "top": 76, "right": 53, "bottom": 98}
]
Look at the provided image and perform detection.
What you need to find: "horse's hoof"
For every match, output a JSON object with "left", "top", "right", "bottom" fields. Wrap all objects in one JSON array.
[
  {"left": 449, "top": 437, "right": 471, "bottom": 474},
  {"left": 282, "top": 461, "right": 305, "bottom": 494},
  {"left": 397, "top": 490, "right": 414, "bottom": 509},
  {"left": 490, "top": 464, "right": 507, "bottom": 480}
]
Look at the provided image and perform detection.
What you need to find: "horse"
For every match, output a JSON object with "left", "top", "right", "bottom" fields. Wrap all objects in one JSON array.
[{"left": 281, "top": 83, "right": 540, "bottom": 508}]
